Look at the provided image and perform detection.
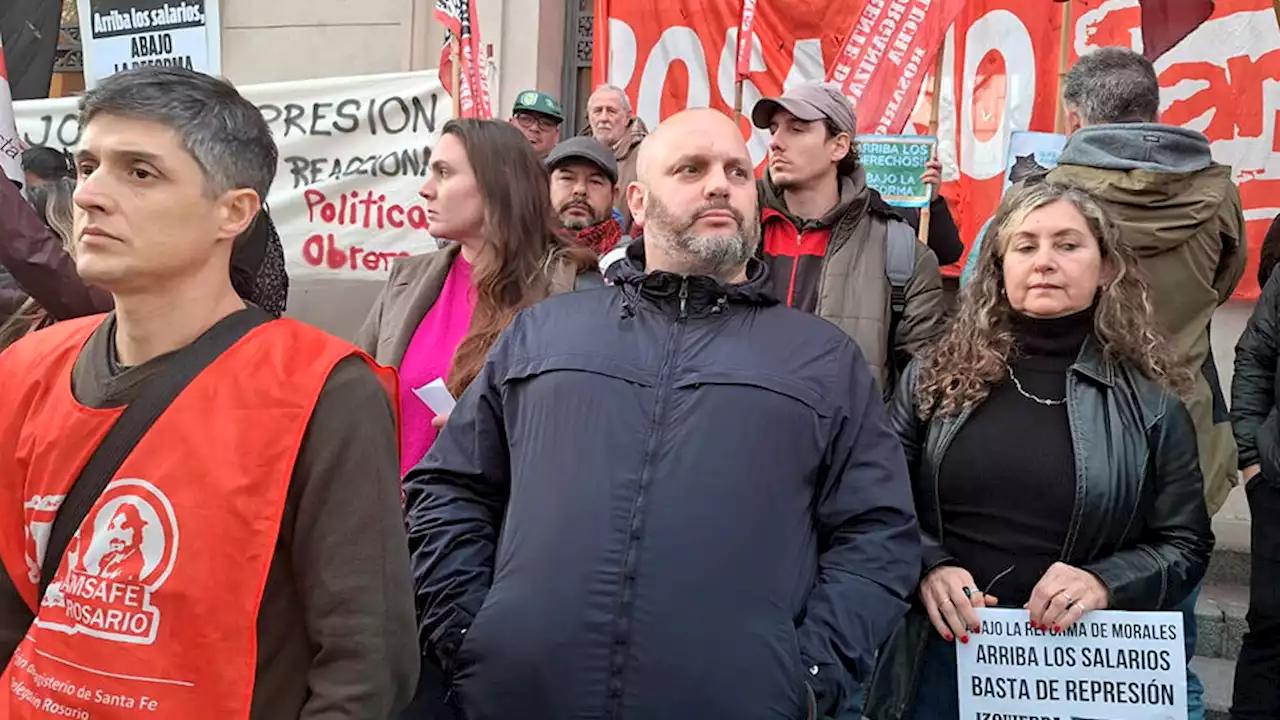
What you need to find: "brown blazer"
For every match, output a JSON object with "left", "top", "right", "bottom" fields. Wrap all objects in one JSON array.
[{"left": 355, "top": 242, "right": 602, "bottom": 368}]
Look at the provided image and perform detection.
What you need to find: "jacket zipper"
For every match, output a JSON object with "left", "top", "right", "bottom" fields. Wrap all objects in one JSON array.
[{"left": 608, "top": 276, "right": 689, "bottom": 719}]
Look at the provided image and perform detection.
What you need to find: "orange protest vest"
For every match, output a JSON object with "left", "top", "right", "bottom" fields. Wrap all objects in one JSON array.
[{"left": 0, "top": 314, "right": 397, "bottom": 719}]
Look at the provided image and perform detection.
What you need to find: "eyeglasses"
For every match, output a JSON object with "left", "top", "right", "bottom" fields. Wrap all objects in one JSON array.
[{"left": 514, "top": 113, "right": 561, "bottom": 132}]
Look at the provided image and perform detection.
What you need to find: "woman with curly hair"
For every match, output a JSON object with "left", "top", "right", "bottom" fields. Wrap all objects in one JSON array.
[{"left": 863, "top": 182, "right": 1213, "bottom": 720}]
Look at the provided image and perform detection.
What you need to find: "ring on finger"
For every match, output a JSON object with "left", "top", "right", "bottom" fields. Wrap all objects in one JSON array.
[{"left": 962, "top": 586, "right": 975, "bottom": 600}]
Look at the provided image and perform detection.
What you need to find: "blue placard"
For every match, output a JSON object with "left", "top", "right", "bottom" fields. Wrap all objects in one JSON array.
[{"left": 856, "top": 134, "right": 936, "bottom": 208}]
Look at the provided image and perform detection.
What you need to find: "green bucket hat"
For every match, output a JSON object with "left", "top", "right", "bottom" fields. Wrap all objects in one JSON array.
[{"left": 512, "top": 90, "right": 565, "bottom": 122}]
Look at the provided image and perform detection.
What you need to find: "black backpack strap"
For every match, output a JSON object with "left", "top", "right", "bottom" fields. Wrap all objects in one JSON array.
[
  {"left": 885, "top": 219, "right": 917, "bottom": 334},
  {"left": 37, "top": 307, "right": 273, "bottom": 601},
  {"left": 883, "top": 220, "right": 919, "bottom": 395}
]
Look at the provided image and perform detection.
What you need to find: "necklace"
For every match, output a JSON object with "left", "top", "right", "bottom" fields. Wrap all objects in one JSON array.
[{"left": 1005, "top": 363, "right": 1066, "bottom": 406}]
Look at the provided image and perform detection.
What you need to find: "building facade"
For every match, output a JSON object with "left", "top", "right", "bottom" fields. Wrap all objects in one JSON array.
[{"left": 220, "top": 0, "right": 589, "bottom": 133}]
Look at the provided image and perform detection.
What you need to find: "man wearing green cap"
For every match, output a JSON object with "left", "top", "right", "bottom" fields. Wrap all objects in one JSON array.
[{"left": 509, "top": 90, "right": 564, "bottom": 158}]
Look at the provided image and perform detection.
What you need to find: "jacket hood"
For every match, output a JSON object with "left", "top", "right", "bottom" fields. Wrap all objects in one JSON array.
[
  {"left": 1051, "top": 123, "right": 1234, "bottom": 255},
  {"left": 612, "top": 240, "right": 777, "bottom": 317},
  {"left": 1059, "top": 123, "right": 1212, "bottom": 173}
]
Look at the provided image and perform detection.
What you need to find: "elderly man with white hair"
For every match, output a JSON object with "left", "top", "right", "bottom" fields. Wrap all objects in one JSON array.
[{"left": 584, "top": 84, "right": 647, "bottom": 231}]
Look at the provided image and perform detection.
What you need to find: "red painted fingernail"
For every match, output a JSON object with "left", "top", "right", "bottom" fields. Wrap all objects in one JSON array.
[
  {"left": 1053, "top": 626, "right": 1061, "bottom": 633},
  {"left": 944, "top": 634, "right": 954, "bottom": 642},
  {"left": 972, "top": 627, "right": 981, "bottom": 635},
  {"left": 960, "top": 635, "right": 970, "bottom": 644}
]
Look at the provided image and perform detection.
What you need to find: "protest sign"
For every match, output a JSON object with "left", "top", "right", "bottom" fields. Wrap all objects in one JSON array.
[
  {"left": 0, "top": 38, "right": 22, "bottom": 187},
  {"left": 14, "top": 70, "right": 449, "bottom": 280},
  {"left": 957, "top": 608, "right": 1187, "bottom": 719},
  {"left": 76, "top": 0, "right": 222, "bottom": 87},
  {"left": 1002, "top": 131, "right": 1067, "bottom": 193},
  {"left": 857, "top": 134, "right": 935, "bottom": 207}
]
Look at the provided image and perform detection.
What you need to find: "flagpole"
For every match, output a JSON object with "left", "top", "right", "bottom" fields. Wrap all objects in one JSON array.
[
  {"left": 593, "top": 0, "right": 611, "bottom": 89},
  {"left": 733, "top": 0, "right": 749, "bottom": 123},
  {"left": 1273, "top": 0, "right": 1280, "bottom": 31},
  {"left": 917, "top": 46, "right": 946, "bottom": 245},
  {"left": 1054, "top": 0, "right": 1072, "bottom": 133},
  {"left": 451, "top": 34, "right": 462, "bottom": 118}
]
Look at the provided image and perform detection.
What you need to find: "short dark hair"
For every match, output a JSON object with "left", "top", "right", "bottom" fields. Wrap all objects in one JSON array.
[
  {"left": 824, "top": 120, "right": 861, "bottom": 177},
  {"left": 79, "top": 67, "right": 277, "bottom": 201},
  {"left": 1062, "top": 47, "right": 1160, "bottom": 125},
  {"left": 21, "top": 146, "right": 74, "bottom": 182}
]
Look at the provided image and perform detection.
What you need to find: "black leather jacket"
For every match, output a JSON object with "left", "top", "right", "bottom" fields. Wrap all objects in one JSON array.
[
  {"left": 1233, "top": 268, "right": 1280, "bottom": 480},
  {"left": 864, "top": 336, "right": 1214, "bottom": 719}
]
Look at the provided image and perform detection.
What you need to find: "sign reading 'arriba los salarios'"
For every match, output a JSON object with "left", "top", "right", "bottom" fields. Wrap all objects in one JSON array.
[
  {"left": 957, "top": 608, "right": 1187, "bottom": 720},
  {"left": 76, "top": 0, "right": 220, "bottom": 87}
]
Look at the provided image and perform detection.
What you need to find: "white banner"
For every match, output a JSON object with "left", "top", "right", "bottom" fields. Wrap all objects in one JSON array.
[
  {"left": 957, "top": 608, "right": 1187, "bottom": 720},
  {"left": 14, "top": 70, "right": 450, "bottom": 280},
  {"left": 77, "top": 0, "right": 222, "bottom": 87}
]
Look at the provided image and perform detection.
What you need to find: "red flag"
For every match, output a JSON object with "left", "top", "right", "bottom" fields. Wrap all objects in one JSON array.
[
  {"left": 1138, "top": 0, "right": 1214, "bottom": 61},
  {"left": 435, "top": 0, "right": 492, "bottom": 118},
  {"left": 593, "top": 0, "right": 611, "bottom": 88},
  {"left": 735, "top": 0, "right": 758, "bottom": 80},
  {"left": 826, "top": 0, "right": 966, "bottom": 135},
  {"left": 439, "top": 35, "right": 455, "bottom": 98}
]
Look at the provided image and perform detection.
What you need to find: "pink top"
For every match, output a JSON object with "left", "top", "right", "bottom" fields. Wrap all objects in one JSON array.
[{"left": 397, "top": 254, "right": 475, "bottom": 476}]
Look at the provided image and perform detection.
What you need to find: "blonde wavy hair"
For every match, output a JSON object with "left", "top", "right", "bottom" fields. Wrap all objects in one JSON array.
[
  {"left": 914, "top": 181, "right": 1191, "bottom": 420},
  {"left": 0, "top": 178, "right": 77, "bottom": 350}
]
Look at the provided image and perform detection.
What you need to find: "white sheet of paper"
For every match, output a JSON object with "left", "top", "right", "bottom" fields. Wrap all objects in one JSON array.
[{"left": 413, "top": 378, "right": 456, "bottom": 416}]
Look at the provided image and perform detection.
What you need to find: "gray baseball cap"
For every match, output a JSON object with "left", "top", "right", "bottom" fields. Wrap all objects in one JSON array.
[
  {"left": 751, "top": 82, "right": 858, "bottom": 135},
  {"left": 544, "top": 137, "right": 619, "bottom": 184}
]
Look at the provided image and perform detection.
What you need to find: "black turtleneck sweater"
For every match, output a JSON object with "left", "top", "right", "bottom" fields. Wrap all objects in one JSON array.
[{"left": 936, "top": 308, "right": 1093, "bottom": 607}]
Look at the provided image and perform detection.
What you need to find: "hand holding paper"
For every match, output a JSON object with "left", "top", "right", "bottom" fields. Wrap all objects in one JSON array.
[{"left": 413, "top": 378, "right": 457, "bottom": 417}]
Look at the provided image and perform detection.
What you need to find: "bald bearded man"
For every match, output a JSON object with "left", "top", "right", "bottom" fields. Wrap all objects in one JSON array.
[{"left": 404, "top": 109, "right": 921, "bottom": 720}]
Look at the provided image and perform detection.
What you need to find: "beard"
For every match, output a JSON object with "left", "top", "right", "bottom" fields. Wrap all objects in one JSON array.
[
  {"left": 557, "top": 199, "right": 609, "bottom": 231},
  {"left": 592, "top": 122, "right": 620, "bottom": 145},
  {"left": 644, "top": 194, "right": 760, "bottom": 282}
]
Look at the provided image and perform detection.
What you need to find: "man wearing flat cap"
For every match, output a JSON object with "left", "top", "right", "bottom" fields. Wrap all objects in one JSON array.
[
  {"left": 752, "top": 81, "right": 945, "bottom": 397},
  {"left": 546, "top": 137, "right": 632, "bottom": 275}
]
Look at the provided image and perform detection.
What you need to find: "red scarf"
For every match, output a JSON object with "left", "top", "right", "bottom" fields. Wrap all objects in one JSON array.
[{"left": 569, "top": 217, "right": 624, "bottom": 256}]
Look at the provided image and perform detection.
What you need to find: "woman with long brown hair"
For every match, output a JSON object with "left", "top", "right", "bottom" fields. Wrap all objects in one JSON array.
[
  {"left": 863, "top": 182, "right": 1213, "bottom": 720},
  {"left": 0, "top": 177, "right": 77, "bottom": 349},
  {"left": 357, "top": 118, "right": 600, "bottom": 477}
]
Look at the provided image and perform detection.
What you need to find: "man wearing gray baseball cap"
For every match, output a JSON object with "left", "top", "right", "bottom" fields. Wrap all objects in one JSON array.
[
  {"left": 751, "top": 81, "right": 946, "bottom": 397},
  {"left": 545, "top": 137, "right": 633, "bottom": 276}
]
